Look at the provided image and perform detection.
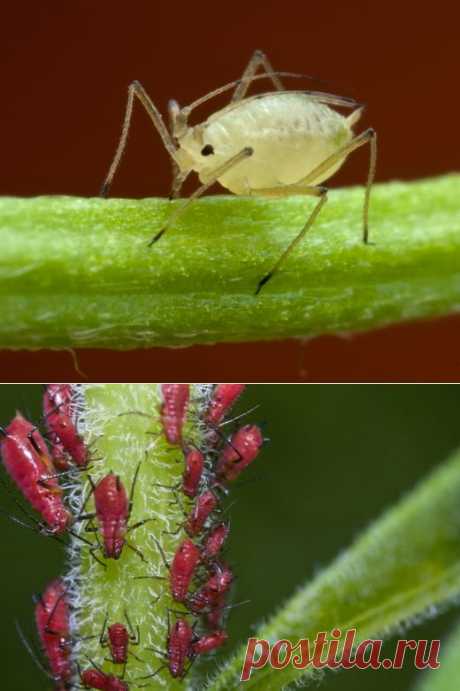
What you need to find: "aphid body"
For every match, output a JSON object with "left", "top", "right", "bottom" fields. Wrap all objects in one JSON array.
[
  {"left": 94, "top": 474, "right": 129, "bottom": 559},
  {"left": 189, "top": 562, "right": 233, "bottom": 613},
  {"left": 103, "top": 50, "right": 376, "bottom": 293},
  {"left": 0, "top": 413, "right": 71, "bottom": 533},
  {"left": 170, "top": 537, "right": 201, "bottom": 602},
  {"left": 160, "top": 384, "right": 189, "bottom": 445},
  {"left": 203, "top": 522, "right": 230, "bottom": 561},
  {"left": 217, "top": 424, "right": 263, "bottom": 482},
  {"left": 175, "top": 93, "right": 361, "bottom": 194},
  {"left": 182, "top": 447, "right": 204, "bottom": 498},
  {"left": 185, "top": 489, "right": 218, "bottom": 536},
  {"left": 167, "top": 618, "right": 194, "bottom": 678},
  {"left": 81, "top": 668, "right": 128, "bottom": 691},
  {"left": 107, "top": 622, "right": 130, "bottom": 664},
  {"left": 43, "top": 384, "right": 87, "bottom": 467},
  {"left": 34, "top": 579, "right": 72, "bottom": 686},
  {"left": 206, "top": 384, "right": 246, "bottom": 425},
  {"left": 191, "top": 629, "right": 228, "bottom": 655}
]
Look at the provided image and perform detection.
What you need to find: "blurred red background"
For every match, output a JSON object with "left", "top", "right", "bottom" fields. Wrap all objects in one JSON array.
[{"left": 1, "top": 0, "right": 459, "bottom": 382}]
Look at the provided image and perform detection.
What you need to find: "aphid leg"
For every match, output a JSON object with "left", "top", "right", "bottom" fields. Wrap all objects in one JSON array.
[
  {"left": 127, "top": 516, "right": 157, "bottom": 533},
  {"left": 231, "top": 49, "right": 284, "bottom": 102},
  {"left": 255, "top": 185, "right": 328, "bottom": 294},
  {"left": 149, "top": 147, "right": 254, "bottom": 244},
  {"left": 124, "top": 609, "right": 141, "bottom": 645},
  {"left": 125, "top": 540, "right": 147, "bottom": 562},
  {"left": 127, "top": 461, "right": 142, "bottom": 518},
  {"left": 298, "top": 126, "right": 377, "bottom": 243},
  {"left": 98, "top": 611, "right": 109, "bottom": 646},
  {"left": 101, "top": 80, "right": 177, "bottom": 197},
  {"left": 151, "top": 535, "right": 170, "bottom": 570}
]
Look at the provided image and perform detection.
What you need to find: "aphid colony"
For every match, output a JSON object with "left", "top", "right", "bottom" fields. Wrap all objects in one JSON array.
[{"left": 1, "top": 383, "right": 263, "bottom": 688}]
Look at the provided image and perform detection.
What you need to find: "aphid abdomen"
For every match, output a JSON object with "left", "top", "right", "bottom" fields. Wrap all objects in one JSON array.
[
  {"left": 1, "top": 414, "right": 71, "bottom": 533},
  {"left": 35, "top": 579, "right": 72, "bottom": 684},
  {"left": 168, "top": 619, "right": 194, "bottom": 678},
  {"left": 108, "top": 622, "right": 129, "bottom": 664},
  {"left": 198, "top": 94, "right": 352, "bottom": 193},
  {"left": 44, "top": 384, "right": 88, "bottom": 467},
  {"left": 94, "top": 474, "right": 129, "bottom": 559},
  {"left": 170, "top": 538, "right": 201, "bottom": 601}
]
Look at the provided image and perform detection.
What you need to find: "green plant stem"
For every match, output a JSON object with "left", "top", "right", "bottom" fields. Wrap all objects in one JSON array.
[
  {"left": 207, "top": 445, "right": 460, "bottom": 690},
  {"left": 69, "top": 384, "right": 207, "bottom": 688},
  {"left": 415, "top": 617, "right": 460, "bottom": 690},
  {"left": 0, "top": 174, "right": 459, "bottom": 349}
]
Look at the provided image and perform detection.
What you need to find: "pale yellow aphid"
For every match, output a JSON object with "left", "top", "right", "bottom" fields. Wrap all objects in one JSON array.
[{"left": 102, "top": 50, "right": 377, "bottom": 294}]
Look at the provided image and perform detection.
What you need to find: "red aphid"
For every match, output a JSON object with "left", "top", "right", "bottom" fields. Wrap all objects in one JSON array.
[
  {"left": 189, "top": 562, "right": 234, "bottom": 613},
  {"left": 191, "top": 629, "right": 228, "bottom": 656},
  {"left": 81, "top": 668, "right": 128, "bottom": 691},
  {"left": 170, "top": 538, "right": 201, "bottom": 602},
  {"left": 35, "top": 579, "right": 72, "bottom": 686},
  {"left": 102, "top": 620, "right": 139, "bottom": 665},
  {"left": 182, "top": 447, "right": 204, "bottom": 498},
  {"left": 167, "top": 618, "right": 194, "bottom": 678},
  {"left": 206, "top": 384, "right": 246, "bottom": 425},
  {"left": 205, "top": 593, "right": 227, "bottom": 629},
  {"left": 160, "top": 384, "right": 189, "bottom": 445},
  {"left": 185, "top": 490, "right": 218, "bottom": 536},
  {"left": 203, "top": 523, "right": 229, "bottom": 561},
  {"left": 94, "top": 474, "right": 129, "bottom": 559},
  {"left": 216, "top": 424, "right": 263, "bottom": 482},
  {"left": 43, "top": 384, "right": 88, "bottom": 468},
  {"left": 0, "top": 413, "right": 71, "bottom": 533}
]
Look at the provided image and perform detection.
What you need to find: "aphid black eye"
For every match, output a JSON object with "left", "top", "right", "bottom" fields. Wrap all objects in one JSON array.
[{"left": 201, "top": 144, "right": 215, "bottom": 156}]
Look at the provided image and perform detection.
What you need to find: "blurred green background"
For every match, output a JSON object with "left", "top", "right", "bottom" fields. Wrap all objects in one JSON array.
[{"left": 1, "top": 384, "right": 460, "bottom": 690}]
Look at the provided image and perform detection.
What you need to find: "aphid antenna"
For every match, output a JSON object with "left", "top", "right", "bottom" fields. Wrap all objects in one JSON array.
[
  {"left": 217, "top": 404, "right": 261, "bottom": 428},
  {"left": 184, "top": 72, "right": 361, "bottom": 116},
  {"left": 14, "top": 619, "right": 52, "bottom": 680},
  {"left": 128, "top": 460, "right": 142, "bottom": 514},
  {"left": 117, "top": 409, "right": 152, "bottom": 420},
  {"left": 135, "top": 663, "right": 167, "bottom": 681},
  {"left": 0, "top": 484, "right": 67, "bottom": 545}
]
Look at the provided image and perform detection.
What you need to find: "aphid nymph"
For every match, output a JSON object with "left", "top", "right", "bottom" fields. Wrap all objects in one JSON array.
[{"left": 102, "top": 50, "right": 376, "bottom": 294}]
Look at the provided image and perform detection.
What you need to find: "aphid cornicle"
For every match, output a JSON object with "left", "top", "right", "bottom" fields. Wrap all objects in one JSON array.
[
  {"left": 0, "top": 413, "right": 71, "bottom": 534},
  {"left": 102, "top": 49, "right": 376, "bottom": 293}
]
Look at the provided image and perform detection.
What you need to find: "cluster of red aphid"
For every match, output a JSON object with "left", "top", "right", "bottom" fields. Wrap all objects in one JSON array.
[
  {"left": 0, "top": 383, "right": 264, "bottom": 689},
  {"left": 146, "top": 383, "right": 264, "bottom": 681}
]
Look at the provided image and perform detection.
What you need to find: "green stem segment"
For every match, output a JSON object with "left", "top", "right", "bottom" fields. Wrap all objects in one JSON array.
[
  {"left": 207, "top": 445, "right": 460, "bottom": 690},
  {"left": 1, "top": 175, "right": 460, "bottom": 349},
  {"left": 69, "top": 384, "right": 208, "bottom": 689}
]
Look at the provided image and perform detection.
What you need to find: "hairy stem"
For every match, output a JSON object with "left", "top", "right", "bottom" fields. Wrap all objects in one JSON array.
[
  {"left": 207, "top": 445, "right": 460, "bottom": 689},
  {"left": 0, "top": 175, "right": 459, "bottom": 348},
  {"left": 68, "top": 384, "right": 211, "bottom": 689}
]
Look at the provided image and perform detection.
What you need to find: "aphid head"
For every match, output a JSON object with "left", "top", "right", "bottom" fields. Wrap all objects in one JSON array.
[{"left": 174, "top": 124, "right": 220, "bottom": 177}]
